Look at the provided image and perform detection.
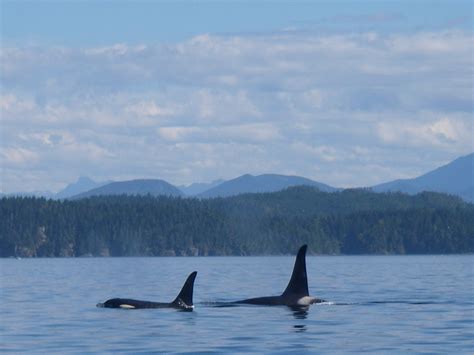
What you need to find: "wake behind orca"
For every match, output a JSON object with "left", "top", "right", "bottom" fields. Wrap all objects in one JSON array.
[
  {"left": 233, "top": 245, "right": 324, "bottom": 307},
  {"left": 97, "top": 271, "right": 197, "bottom": 310}
]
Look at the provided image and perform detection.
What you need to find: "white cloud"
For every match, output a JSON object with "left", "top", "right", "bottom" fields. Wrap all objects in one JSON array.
[
  {"left": 0, "top": 94, "right": 36, "bottom": 114},
  {"left": 1, "top": 147, "right": 39, "bottom": 165},
  {"left": 290, "top": 143, "right": 340, "bottom": 162},
  {"left": 389, "top": 31, "right": 472, "bottom": 54},
  {"left": 376, "top": 115, "right": 472, "bottom": 149},
  {"left": 158, "top": 126, "right": 199, "bottom": 141},
  {"left": 158, "top": 123, "right": 280, "bottom": 143},
  {"left": 1, "top": 30, "right": 472, "bottom": 192},
  {"left": 125, "top": 101, "right": 178, "bottom": 117}
]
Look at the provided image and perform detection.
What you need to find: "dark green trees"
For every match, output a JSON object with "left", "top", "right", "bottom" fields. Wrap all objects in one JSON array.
[{"left": 1, "top": 188, "right": 472, "bottom": 257}]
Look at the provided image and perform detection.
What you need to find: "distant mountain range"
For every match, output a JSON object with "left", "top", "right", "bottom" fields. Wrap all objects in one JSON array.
[
  {"left": 0, "top": 190, "right": 56, "bottom": 199},
  {"left": 197, "top": 174, "right": 337, "bottom": 198},
  {"left": 2, "top": 153, "right": 472, "bottom": 202},
  {"left": 371, "top": 153, "right": 473, "bottom": 202},
  {"left": 70, "top": 179, "right": 183, "bottom": 199},
  {"left": 0, "top": 176, "right": 108, "bottom": 200},
  {"left": 179, "top": 179, "right": 225, "bottom": 196},
  {"left": 68, "top": 174, "right": 334, "bottom": 199},
  {"left": 55, "top": 176, "right": 109, "bottom": 199}
]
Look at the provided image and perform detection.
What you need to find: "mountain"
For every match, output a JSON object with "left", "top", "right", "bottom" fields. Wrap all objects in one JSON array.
[
  {"left": 3, "top": 153, "right": 471, "bottom": 202},
  {"left": 198, "top": 174, "right": 337, "bottom": 198},
  {"left": 70, "top": 179, "right": 183, "bottom": 199},
  {"left": 371, "top": 153, "right": 474, "bottom": 202},
  {"left": 179, "top": 179, "right": 225, "bottom": 196},
  {"left": 55, "top": 176, "right": 109, "bottom": 199}
]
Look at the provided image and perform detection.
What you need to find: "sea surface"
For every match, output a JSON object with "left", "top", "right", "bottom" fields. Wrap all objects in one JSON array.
[{"left": 1, "top": 255, "right": 473, "bottom": 353}]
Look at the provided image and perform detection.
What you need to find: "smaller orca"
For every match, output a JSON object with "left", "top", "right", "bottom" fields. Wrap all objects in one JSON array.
[
  {"left": 97, "top": 271, "right": 197, "bottom": 311},
  {"left": 235, "top": 245, "right": 324, "bottom": 307}
]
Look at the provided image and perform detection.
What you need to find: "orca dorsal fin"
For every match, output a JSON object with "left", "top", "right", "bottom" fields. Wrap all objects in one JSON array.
[
  {"left": 281, "top": 245, "right": 309, "bottom": 298},
  {"left": 171, "top": 271, "right": 197, "bottom": 308}
]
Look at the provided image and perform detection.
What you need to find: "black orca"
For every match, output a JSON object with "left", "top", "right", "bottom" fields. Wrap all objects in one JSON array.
[
  {"left": 96, "top": 271, "right": 197, "bottom": 310},
  {"left": 235, "top": 245, "right": 324, "bottom": 307}
]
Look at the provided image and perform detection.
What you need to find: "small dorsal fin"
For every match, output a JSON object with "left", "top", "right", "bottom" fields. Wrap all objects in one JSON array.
[
  {"left": 281, "top": 245, "right": 309, "bottom": 298},
  {"left": 171, "top": 271, "right": 197, "bottom": 307}
]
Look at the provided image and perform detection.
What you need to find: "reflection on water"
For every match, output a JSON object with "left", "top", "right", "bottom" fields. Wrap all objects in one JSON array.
[
  {"left": 290, "top": 306, "right": 309, "bottom": 319},
  {"left": 293, "top": 324, "right": 306, "bottom": 332},
  {"left": 290, "top": 306, "right": 309, "bottom": 332}
]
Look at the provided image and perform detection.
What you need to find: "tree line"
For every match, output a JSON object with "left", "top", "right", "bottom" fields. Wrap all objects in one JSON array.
[{"left": 0, "top": 187, "right": 472, "bottom": 257}]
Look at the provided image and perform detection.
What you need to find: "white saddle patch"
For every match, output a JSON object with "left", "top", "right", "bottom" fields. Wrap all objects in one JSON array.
[
  {"left": 175, "top": 298, "right": 194, "bottom": 309},
  {"left": 119, "top": 304, "right": 135, "bottom": 309},
  {"left": 296, "top": 296, "right": 317, "bottom": 306}
]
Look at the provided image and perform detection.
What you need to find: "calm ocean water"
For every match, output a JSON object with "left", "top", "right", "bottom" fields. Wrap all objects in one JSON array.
[{"left": 1, "top": 255, "right": 473, "bottom": 353}]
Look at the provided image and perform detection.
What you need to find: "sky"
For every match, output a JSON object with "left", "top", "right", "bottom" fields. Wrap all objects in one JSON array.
[{"left": 1, "top": 0, "right": 473, "bottom": 193}]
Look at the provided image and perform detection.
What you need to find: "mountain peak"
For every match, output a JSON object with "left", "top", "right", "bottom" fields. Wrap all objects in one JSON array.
[
  {"left": 56, "top": 176, "right": 107, "bottom": 199},
  {"left": 70, "top": 179, "right": 183, "bottom": 199},
  {"left": 179, "top": 179, "right": 225, "bottom": 196},
  {"left": 198, "top": 173, "right": 337, "bottom": 198},
  {"left": 372, "top": 153, "right": 473, "bottom": 202},
  {"left": 77, "top": 176, "right": 95, "bottom": 184}
]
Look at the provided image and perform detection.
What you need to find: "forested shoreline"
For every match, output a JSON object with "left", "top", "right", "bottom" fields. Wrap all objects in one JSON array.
[{"left": 1, "top": 187, "right": 473, "bottom": 257}]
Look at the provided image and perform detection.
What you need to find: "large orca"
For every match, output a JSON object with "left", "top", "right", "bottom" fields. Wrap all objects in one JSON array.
[
  {"left": 235, "top": 245, "right": 324, "bottom": 307},
  {"left": 97, "top": 271, "right": 197, "bottom": 310}
]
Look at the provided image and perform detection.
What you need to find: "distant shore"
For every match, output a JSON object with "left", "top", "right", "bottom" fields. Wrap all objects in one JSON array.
[{"left": 1, "top": 187, "right": 473, "bottom": 257}]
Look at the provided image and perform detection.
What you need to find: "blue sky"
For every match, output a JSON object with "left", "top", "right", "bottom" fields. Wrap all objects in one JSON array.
[
  {"left": 1, "top": 0, "right": 473, "bottom": 193},
  {"left": 2, "top": 1, "right": 472, "bottom": 45}
]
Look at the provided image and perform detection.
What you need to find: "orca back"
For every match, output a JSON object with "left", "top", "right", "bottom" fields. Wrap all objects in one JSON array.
[
  {"left": 99, "top": 298, "right": 169, "bottom": 309},
  {"left": 281, "top": 245, "right": 309, "bottom": 299},
  {"left": 97, "top": 271, "right": 197, "bottom": 310},
  {"left": 235, "top": 245, "right": 313, "bottom": 306}
]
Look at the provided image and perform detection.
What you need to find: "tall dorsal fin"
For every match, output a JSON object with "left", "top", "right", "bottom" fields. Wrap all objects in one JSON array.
[
  {"left": 281, "top": 245, "right": 309, "bottom": 297},
  {"left": 171, "top": 271, "right": 197, "bottom": 307}
]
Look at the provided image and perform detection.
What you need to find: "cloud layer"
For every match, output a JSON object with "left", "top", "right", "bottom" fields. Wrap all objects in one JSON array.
[{"left": 1, "top": 30, "right": 472, "bottom": 192}]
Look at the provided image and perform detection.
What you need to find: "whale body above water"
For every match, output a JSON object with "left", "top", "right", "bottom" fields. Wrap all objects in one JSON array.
[
  {"left": 97, "top": 271, "right": 197, "bottom": 310},
  {"left": 234, "top": 245, "right": 324, "bottom": 307}
]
